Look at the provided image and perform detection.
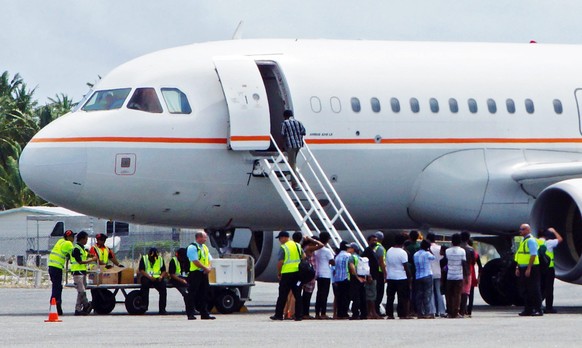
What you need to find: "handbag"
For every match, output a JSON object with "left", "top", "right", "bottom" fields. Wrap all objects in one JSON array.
[{"left": 296, "top": 244, "right": 315, "bottom": 283}]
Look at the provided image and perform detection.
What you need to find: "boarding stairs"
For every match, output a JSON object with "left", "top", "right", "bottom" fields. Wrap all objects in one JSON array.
[{"left": 258, "top": 135, "right": 367, "bottom": 250}]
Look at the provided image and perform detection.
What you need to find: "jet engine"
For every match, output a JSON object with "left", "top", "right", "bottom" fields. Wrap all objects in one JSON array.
[{"left": 530, "top": 178, "right": 582, "bottom": 284}]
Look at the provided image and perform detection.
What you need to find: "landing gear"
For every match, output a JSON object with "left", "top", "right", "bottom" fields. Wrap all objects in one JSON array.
[{"left": 479, "top": 258, "right": 520, "bottom": 306}]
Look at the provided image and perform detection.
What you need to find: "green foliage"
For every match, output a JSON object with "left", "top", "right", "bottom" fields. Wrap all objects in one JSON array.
[{"left": 0, "top": 70, "right": 75, "bottom": 210}]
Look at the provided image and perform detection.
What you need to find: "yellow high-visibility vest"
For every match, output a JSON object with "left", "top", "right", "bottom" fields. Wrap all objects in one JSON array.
[
  {"left": 281, "top": 240, "right": 301, "bottom": 274},
  {"left": 514, "top": 236, "right": 539, "bottom": 266}
]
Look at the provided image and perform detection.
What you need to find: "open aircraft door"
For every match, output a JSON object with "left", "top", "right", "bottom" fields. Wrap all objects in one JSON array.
[{"left": 214, "top": 57, "right": 271, "bottom": 150}]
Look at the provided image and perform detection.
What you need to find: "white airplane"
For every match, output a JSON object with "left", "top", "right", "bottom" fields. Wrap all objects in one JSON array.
[{"left": 18, "top": 39, "right": 582, "bottom": 305}]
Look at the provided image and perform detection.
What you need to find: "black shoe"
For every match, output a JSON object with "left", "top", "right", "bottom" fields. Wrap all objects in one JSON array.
[
  {"left": 544, "top": 308, "right": 557, "bottom": 314},
  {"left": 294, "top": 317, "right": 302, "bottom": 321},
  {"left": 74, "top": 310, "right": 88, "bottom": 316},
  {"left": 159, "top": 310, "right": 167, "bottom": 315},
  {"left": 187, "top": 315, "right": 196, "bottom": 320},
  {"left": 57, "top": 305, "right": 63, "bottom": 316},
  {"left": 201, "top": 315, "right": 216, "bottom": 320},
  {"left": 531, "top": 311, "right": 543, "bottom": 316},
  {"left": 83, "top": 303, "right": 92, "bottom": 314},
  {"left": 270, "top": 315, "right": 283, "bottom": 321},
  {"left": 518, "top": 311, "right": 533, "bottom": 317}
]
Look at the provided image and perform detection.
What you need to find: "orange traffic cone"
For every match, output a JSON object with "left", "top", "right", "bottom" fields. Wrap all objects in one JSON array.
[{"left": 45, "top": 297, "right": 62, "bottom": 322}]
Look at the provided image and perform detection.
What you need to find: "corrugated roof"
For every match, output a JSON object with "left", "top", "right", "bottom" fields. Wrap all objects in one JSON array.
[{"left": 0, "top": 206, "right": 84, "bottom": 217}]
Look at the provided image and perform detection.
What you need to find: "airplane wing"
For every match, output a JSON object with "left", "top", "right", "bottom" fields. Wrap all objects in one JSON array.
[{"left": 511, "top": 162, "right": 582, "bottom": 197}]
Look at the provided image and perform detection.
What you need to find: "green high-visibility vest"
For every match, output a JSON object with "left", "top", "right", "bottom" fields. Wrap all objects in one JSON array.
[
  {"left": 514, "top": 236, "right": 539, "bottom": 266},
  {"left": 48, "top": 238, "right": 74, "bottom": 269},
  {"left": 281, "top": 241, "right": 301, "bottom": 274},
  {"left": 70, "top": 244, "right": 88, "bottom": 272}
]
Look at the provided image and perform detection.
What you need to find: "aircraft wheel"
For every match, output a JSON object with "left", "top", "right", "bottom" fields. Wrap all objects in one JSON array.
[
  {"left": 92, "top": 289, "right": 116, "bottom": 314},
  {"left": 125, "top": 290, "right": 147, "bottom": 315},
  {"left": 479, "top": 258, "right": 519, "bottom": 306},
  {"left": 214, "top": 289, "right": 240, "bottom": 314}
]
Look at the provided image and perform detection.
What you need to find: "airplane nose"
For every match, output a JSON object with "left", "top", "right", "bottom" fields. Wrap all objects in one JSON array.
[{"left": 19, "top": 141, "right": 87, "bottom": 207}]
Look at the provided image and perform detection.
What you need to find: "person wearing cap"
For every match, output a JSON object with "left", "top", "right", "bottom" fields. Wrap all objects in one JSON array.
[
  {"left": 281, "top": 109, "right": 306, "bottom": 190},
  {"left": 48, "top": 229, "right": 76, "bottom": 315},
  {"left": 539, "top": 227, "right": 563, "bottom": 313},
  {"left": 138, "top": 247, "right": 168, "bottom": 315},
  {"left": 362, "top": 231, "right": 387, "bottom": 316},
  {"left": 89, "top": 233, "right": 123, "bottom": 268},
  {"left": 71, "top": 231, "right": 98, "bottom": 315},
  {"left": 347, "top": 242, "right": 368, "bottom": 320},
  {"left": 186, "top": 231, "right": 215, "bottom": 320},
  {"left": 169, "top": 248, "right": 190, "bottom": 313},
  {"left": 271, "top": 231, "right": 304, "bottom": 321}
]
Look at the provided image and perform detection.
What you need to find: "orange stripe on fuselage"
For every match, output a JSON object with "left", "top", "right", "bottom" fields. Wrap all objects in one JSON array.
[
  {"left": 230, "top": 135, "right": 271, "bottom": 142},
  {"left": 31, "top": 137, "right": 228, "bottom": 144},
  {"left": 29, "top": 136, "right": 582, "bottom": 145}
]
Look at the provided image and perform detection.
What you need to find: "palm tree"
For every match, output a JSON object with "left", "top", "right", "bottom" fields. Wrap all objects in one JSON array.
[{"left": 0, "top": 141, "right": 47, "bottom": 210}]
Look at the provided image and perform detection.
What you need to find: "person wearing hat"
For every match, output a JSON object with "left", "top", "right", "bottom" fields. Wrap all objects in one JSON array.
[
  {"left": 270, "top": 231, "right": 304, "bottom": 321},
  {"left": 48, "top": 229, "right": 76, "bottom": 315},
  {"left": 71, "top": 231, "right": 98, "bottom": 315},
  {"left": 362, "top": 231, "right": 387, "bottom": 316},
  {"left": 281, "top": 110, "right": 306, "bottom": 190},
  {"left": 89, "top": 233, "right": 123, "bottom": 268},
  {"left": 138, "top": 247, "right": 168, "bottom": 315}
]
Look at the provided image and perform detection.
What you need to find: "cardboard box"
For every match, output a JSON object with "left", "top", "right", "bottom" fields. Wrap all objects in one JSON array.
[{"left": 88, "top": 266, "right": 135, "bottom": 285}]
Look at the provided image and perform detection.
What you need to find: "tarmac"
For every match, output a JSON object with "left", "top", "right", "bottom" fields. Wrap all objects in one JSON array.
[{"left": 1, "top": 280, "right": 582, "bottom": 347}]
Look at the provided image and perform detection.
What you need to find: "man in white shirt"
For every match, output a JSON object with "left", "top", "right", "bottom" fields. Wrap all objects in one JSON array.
[
  {"left": 426, "top": 233, "right": 446, "bottom": 317},
  {"left": 314, "top": 232, "right": 335, "bottom": 319},
  {"left": 445, "top": 233, "right": 467, "bottom": 318},
  {"left": 539, "top": 227, "right": 563, "bottom": 313},
  {"left": 385, "top": 234, "right": 412, "bottom": 319}
]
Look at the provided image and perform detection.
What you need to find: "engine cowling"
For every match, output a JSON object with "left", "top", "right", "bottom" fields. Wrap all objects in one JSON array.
[{"left": 531, "top": 178, "right": 582, "bottom": 283}]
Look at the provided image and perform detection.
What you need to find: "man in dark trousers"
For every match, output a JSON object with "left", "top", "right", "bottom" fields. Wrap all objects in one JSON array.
[
  {"left": 281, "top": 109, "right": 306, "bottom": 189},
  {"left": 186, "top": 231, "right": 216, "bottom": 320},
  {"left": 270, "top": 231, "right": 303, "bottom": 321},
  {"left": 515, "top": 223, "right": 543, "bottom": 316}
]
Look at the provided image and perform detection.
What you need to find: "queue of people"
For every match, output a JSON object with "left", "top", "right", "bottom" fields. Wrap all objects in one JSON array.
[
  {"left": 270, "top": 230, "right": 487, "bottom": 321},
  {"left": 48, "top": 230, "right": 216, "bottom": 319}
]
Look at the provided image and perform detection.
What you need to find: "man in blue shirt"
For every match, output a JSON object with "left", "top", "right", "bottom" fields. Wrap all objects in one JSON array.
[
  {"left": 413, "top": 240, "right": 435, "bottom": 318},
  {"left": 514, "top": 223, "right": 543, "bottom": 316},
  {"left": 186, "top": 231, "right": 215, "bottom": 320},
  {"left": 332, "top": 241, "right": 351, "bottom": 319}
]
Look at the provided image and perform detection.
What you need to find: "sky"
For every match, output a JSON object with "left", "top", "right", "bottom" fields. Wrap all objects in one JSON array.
[{"left": 2, "top": 0, "right": 582, "bottom": 103}]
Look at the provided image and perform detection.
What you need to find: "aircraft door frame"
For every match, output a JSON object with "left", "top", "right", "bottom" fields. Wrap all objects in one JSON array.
[
  {"left": 574, "top": 88, "right": 582, "bottom": 136},
  {"left": 214, "top": 57, "right": 271, "bottom": 151}
]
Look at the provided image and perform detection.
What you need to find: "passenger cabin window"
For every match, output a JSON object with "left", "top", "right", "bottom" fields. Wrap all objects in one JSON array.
[
  {"left": 468, "top": 98, "right": 478, "bottom": 114},
  {"left": 161, "top": 88, "right": 192, "bottom": 114},
  {"left": 127, "top": 88, "right": 163, "bottom": 113},
  {"left": 82, "top": 88, "right": 131, "bottom": 111},
  {"left": 449, "top": 98, "right": 459, "bottom": 113},
  {"left": 553, "top": 99, "right": 563, "bottom": 114},
  {"left": 525, "top": 99, "right": 535, "bottom": 114},
  {"left": 310, "top": 97, "right": 322, "bottom": 113},
  {"left": 371, "top": 98, "right": 381, "bottom": 113},
  {"left": 429, "top": 98, "right": 439, "bottom": 113},
  {"left": 410, "top": 98, "right": 420, "bottom": 113},
  {"left": 390, "top": 98, "right": 400, "bottom": 113},
  {"left": 330, "top": 97, "right": 342, "bottom": 113},
  {"left": 506, "top": 99, "right": 516, "bottom": 114},
  {"left": 351, "top": 97, "right": 361, "bottom": 113},
  {"left": 487, "top": 98, "right": 497, "bottom": 114}
]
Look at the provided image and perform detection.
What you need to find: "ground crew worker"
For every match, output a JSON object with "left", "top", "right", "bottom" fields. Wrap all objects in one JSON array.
[
  {"left": 48, "top": 229, "right": 76, "bottom": 315},
  {"left": 270, "top": 231, "right": 304, "bottom": 321},
  {"left": 138, "top": 247, "right": 167, "bottom": 315},
  {"left": 89, "top": 233, "right": 123, "bottom": 268},
  {"left": 169, "top": 248, "right": 190, "bottom": 313},
  {"left": 515, "top": 223, "right": 543, "bottom": 316},
  {"left": 71, "top": 231, "right": 98, "bottom": 315},
  {"left": 186, "top": 231, "right": 215, "bottom": 320},
  {"left": 539, "top": 227, "right": 563, "bottom": 313}
]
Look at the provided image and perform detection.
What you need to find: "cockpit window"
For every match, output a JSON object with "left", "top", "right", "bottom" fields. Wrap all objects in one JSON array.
[
  {"left": 81, "top": 88, "right": 131, "bottom": 111},
  {"left": 161, "top": 88, "right": 192, "bottom": 114},
  {"left": 127, "top": 88, "right": 163, "bottom": 113}
]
